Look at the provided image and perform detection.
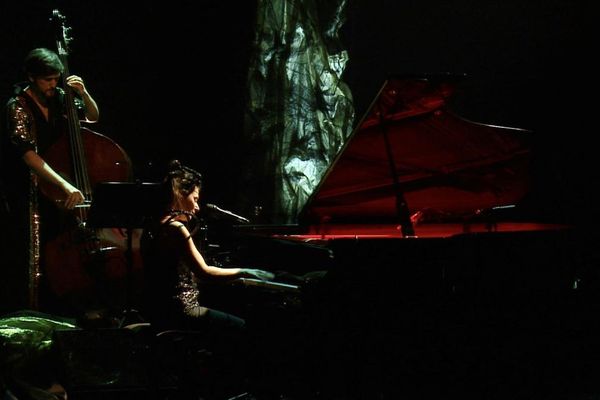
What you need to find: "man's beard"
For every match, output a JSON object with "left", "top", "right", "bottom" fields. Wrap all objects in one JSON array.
[{"left": 30, "top": 85, "right": 56, "bottom": 106}]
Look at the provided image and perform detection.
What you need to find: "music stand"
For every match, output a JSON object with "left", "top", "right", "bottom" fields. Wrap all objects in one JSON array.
[{"left": 87, "top": 181, "right": 163, "bottom": 325}]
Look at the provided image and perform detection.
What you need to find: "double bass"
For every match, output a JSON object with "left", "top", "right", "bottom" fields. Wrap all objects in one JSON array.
[{"left": 38, "top": 10, "right": 135, "bottom": 312}]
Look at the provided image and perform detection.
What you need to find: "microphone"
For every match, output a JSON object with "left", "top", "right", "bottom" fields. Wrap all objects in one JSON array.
[{"left": 205, "top": 203, "right": 250, "bottom": 223}]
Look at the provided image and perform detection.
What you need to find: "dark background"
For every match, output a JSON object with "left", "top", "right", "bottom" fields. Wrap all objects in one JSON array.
[
  {"left": 0, "top": 0, "right": 595, "bottom": 225},
  {"left": 0, "top": 2, "right": 598, "bottom": 396}
]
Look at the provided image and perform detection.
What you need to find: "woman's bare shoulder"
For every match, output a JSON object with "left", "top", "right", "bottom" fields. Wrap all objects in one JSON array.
[{"left": 163, "top": 220, "right": 193, "bottom": 240}]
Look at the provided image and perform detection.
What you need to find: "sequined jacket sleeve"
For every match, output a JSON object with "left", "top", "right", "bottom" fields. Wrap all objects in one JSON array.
[{"left": 5, "top": 97, "right": 36, "bottom": 156}]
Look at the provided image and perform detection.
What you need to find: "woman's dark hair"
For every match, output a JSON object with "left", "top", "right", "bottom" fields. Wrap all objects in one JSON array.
[
  {"left": 23, "top": 48, "right": 64, "bottom": 77},
  {"left": 166, "top": 159, "right": 203, "bottom": 198},
  {"left": 143, "top": 159, "right": 203, "bottom": 239}
]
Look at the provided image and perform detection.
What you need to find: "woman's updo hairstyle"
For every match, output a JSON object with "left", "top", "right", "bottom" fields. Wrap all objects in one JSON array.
[{"left": 166, "top": 159, "right": 203, "bottom": 198}]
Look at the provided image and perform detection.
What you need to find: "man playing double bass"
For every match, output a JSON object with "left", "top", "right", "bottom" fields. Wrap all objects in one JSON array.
[{"left": 1, "top": 48, "right": 99, "bottom": 314}]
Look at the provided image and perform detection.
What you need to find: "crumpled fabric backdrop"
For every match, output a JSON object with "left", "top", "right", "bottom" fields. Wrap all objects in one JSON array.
[{"left": 241, "top": 0, "right": 355, "bottom": 223}]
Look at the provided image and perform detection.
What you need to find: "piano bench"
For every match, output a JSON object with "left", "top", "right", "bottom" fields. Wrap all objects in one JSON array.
[
  {"left": 147, "top": 328, "right": 213, "bottom": 397},
  {"left": 121, "top": 323, "right": 213, "bottom": 395}
]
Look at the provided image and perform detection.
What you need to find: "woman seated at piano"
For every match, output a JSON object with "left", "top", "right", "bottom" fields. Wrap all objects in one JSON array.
[
  {"left": 141, "top": 160, "right": 325, "bottom": 397},
  {"left": 140, "top": 159, "right": 274, "bottom": 332}
]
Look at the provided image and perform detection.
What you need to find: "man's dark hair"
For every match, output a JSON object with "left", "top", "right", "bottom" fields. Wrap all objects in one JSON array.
[{"left": 23, "top": 48, "right": 64, "bottom": 77}]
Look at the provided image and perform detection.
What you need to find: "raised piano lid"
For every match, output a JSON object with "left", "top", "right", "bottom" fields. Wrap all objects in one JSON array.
[{"left": 293, "top": 74, "right": 567, "bottom": 239}]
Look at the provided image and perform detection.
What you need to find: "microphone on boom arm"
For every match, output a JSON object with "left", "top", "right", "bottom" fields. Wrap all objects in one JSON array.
[{"left": 205, "top": 203, "right": 250, "bottom": 223}]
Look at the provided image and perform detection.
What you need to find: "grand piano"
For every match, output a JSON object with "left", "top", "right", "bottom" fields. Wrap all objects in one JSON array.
[
  {"left": 205, "top": 74, "right": 599, "bottom": 398},
  {"left": 284, "top": 73, "right": 564, "bottom": 237},
  {"left": 220, "top": 74, "right": 575, "bottom": 272}
]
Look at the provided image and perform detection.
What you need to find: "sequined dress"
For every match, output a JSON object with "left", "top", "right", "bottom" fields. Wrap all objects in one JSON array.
[{"left": 141, "top": 219, "right": 209, "bottom": 328}]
